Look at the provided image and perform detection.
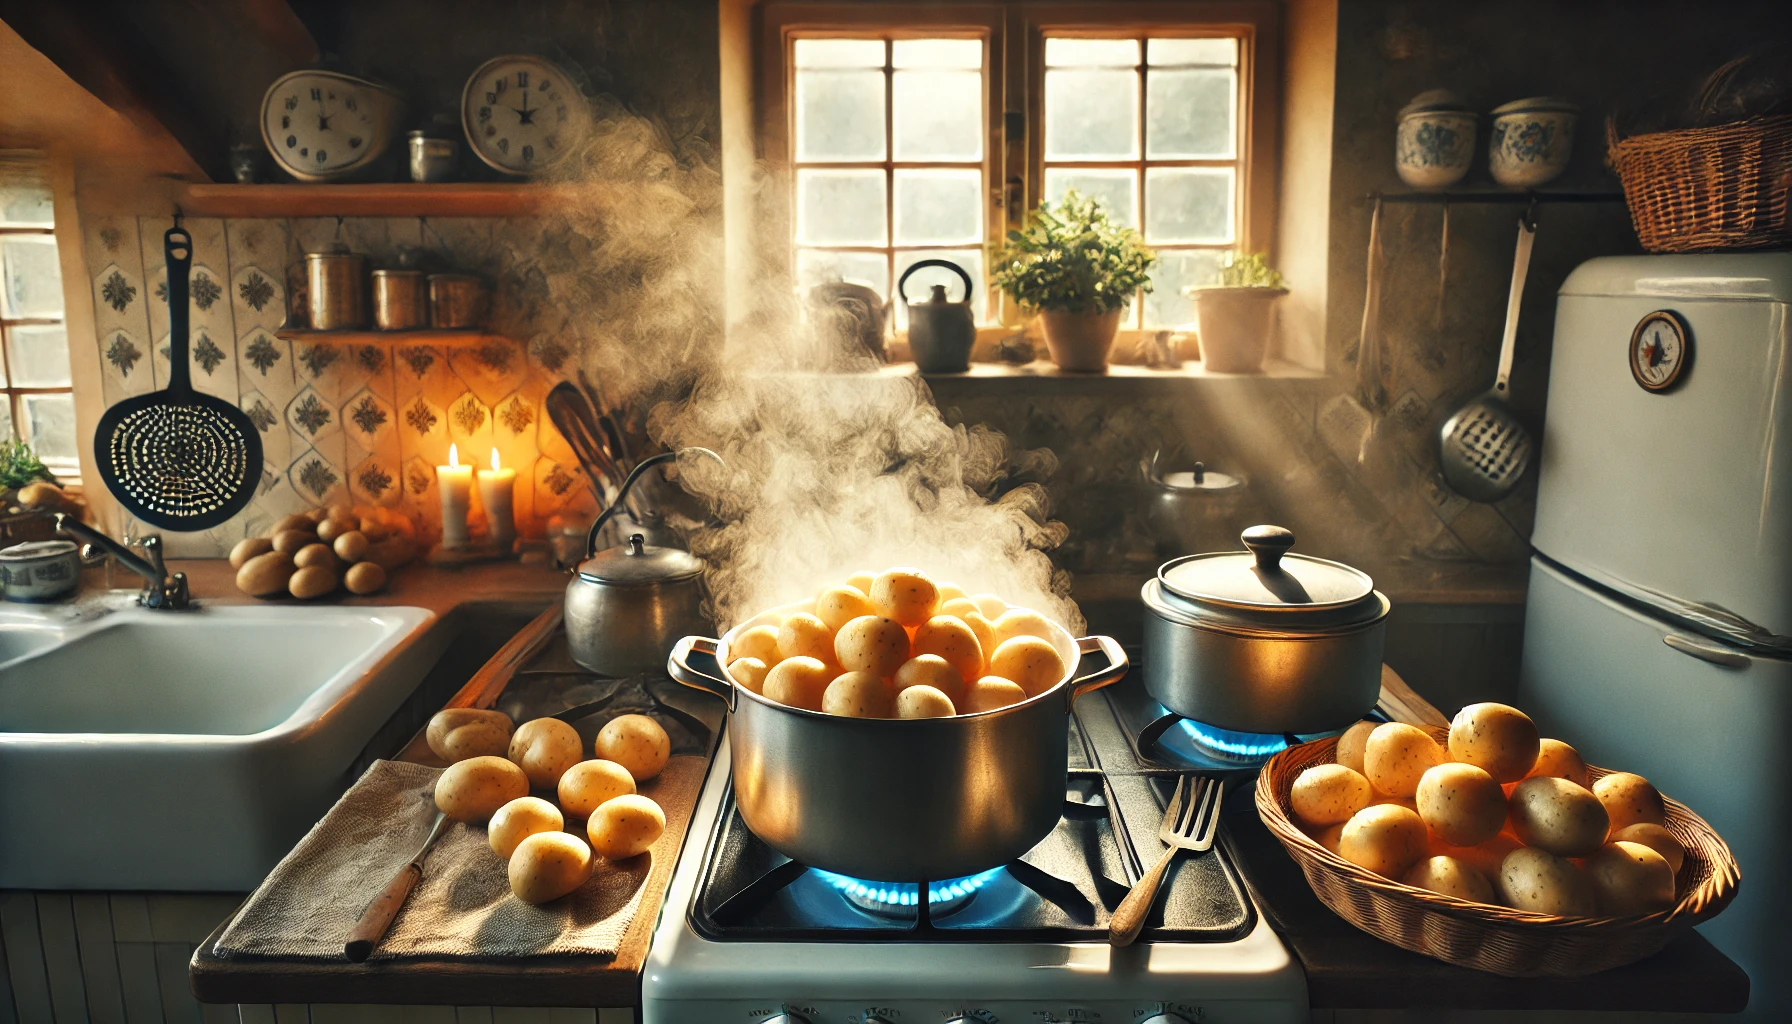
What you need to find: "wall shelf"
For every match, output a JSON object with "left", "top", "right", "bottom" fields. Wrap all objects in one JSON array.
[
  {"left": 178, "top": 182, "right": 577, "bottom": 218},
  {"left": 1369, "top": 188, "right": 1626, "bottom": 205},
  {"left": 275, "top": 328, "right": 499, "bottom": 348}
]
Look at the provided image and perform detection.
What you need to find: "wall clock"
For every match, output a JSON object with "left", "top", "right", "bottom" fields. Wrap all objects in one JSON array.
[
  {"left": 260, "top": 70, "right": 406, "bottom": 182},
  {"left": 460, "top": 55, "right": 592, "bottom": 176},
  {"left": 1630, "top": 310, "right": 1691, "bottom": 393}
]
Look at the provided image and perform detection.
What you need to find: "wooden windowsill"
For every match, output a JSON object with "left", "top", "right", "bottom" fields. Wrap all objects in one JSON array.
[{"left": 881, "top": 357, "right": 1327, "bottom": 393}]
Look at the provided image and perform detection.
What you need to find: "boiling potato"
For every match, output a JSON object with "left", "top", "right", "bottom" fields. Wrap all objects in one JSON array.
[
  {"left": 834, "top": 615, "right": 910, "bottom": 677},
  {"left": 426, "top": 707, "right": 514, "bottom": 763},
  {"left": 1498, "top": 847, "right": 1595, "bottom": 916},
  {"left": 893, "top": 655, "right": 967, "bottom": 705},
  {"left": 1291, "top": 764, "right": 1373, "bottom": 828},
  {"left": 1509, "top": 776, "right": 1610, "bottom": 857},
  {"left": 1585, "top": 841, "right": 1677, "bottom": 915},
  {"left": 1525, "top": 738, "right": 1589, "bottom": 788},
  {"left": 1338, "top": 804, "right": 1428, "bottom": 878},
  {"left": 1448, "top": 703, "right": 1541, "bottom": 783},
  {"left": 961, "top": 676, "right": 1027, "bottom": 713},
  {"left": 823, "top": 670, "right": 893, "bottom": 718},
  {"left": 970, "top": 593, "right": 1007, "bottom": 619},
  {"left": 960, "top": 611, "right": 997, "bottom": 659},
  {"left": 940, "top": 597, "right": 981, "bottom": 619},
  {"left": 586, "top": 794, "right": 666, "bottom": 860},
  {"left": 435, "top": 755, "right": 529, "bottom": 822},
  {"left": 595, "top": 714, "right": 671, "bottom": 781},
  {"left": 846, "top": 570, "right": 876, "bottom": 594},
  {"left": 489, "top": 796, "right": 564, "bottom": 859},
  {"left": 936, "top": 582, "right": 968, "bottom": 603},
  {"left": 1334, "top": 720, "right": 1377, "bottom": 776},
  {"left": 1363, "top": 723, "right": 1443, "bottom": 799},
  {"left": 895, "top": 684, "right": 956, "bottom": 719},
  {"left": 229, "top": 536, "right": 273, "bottom": 569},
  {"left": 1612, "top": 822, "right": 1685, "bottom": 874},
  {"left": 1429, "top": 833, "right": 1523, "bottom": 879},
  {"left": 988, "top": 636, "right": 1065, "bottom": 697},
  {"left": 816, "top": 585, "right": 875, "bottom": 632},
  {"left": 508, "top": 718, "right": 585, "bottom": 790},
  {"left": 1402, "top": 855, "right": 1497, "bottom": 903},
  {"left": 1416, "top": 762, "right": 1508, "bottom": 847},
  {"left": 991, "top": 608, "right": 1054, "bottom": 647},
  {"left": 870, "top": 568, "right": 940, "bottom": 627},
  {"left": 1593, "top": 772, "right": 1667, "bottom": 833},
  {"left": 556, "top": 759, "right": 636, "bottom": 818},
  {"left": 777, "top": 612, "right": 835, "bottom": 664},
  {"left": 764, "top": 656, "right": 835, "bottom": 711},
  {"left": 911, "top": 616, "right": 985, "bottom": 681},
  {"left": 728, "top": 657, "right": 770, "bottom": 694},
  {"left": 509, "top": 831, "right": 594, "bottom": 904},
  {"left": 731, "top": 625, "right": 782, "bottom": 665}
]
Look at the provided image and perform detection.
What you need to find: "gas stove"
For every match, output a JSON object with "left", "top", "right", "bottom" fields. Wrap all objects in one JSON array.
[{"left": 642, "top": 672, "right": 1308, "bottom": 1024}]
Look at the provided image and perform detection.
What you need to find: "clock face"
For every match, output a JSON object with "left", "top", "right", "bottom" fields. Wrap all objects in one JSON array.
[
  {"left": 1630, "top": 310, "right": 1691, "bottom": 392},
  {"left": 261, "top": 71, "right": 401, "bottom": 181},
  {"left": 461, "top": 56, "right": 590, "bottom": 175}
]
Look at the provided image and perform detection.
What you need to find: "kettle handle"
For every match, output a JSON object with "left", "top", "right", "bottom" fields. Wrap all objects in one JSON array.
[
  {"left": 585, "top": 446, "right": 726, "bottom": 558},
  {"left": 897, "top": 259, "right": 974, "bottom": 305}
]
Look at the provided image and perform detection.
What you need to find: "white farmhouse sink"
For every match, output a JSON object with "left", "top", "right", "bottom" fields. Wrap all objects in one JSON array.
[{"left": 0, "top": 603, "right": 441, "bottom": 890}]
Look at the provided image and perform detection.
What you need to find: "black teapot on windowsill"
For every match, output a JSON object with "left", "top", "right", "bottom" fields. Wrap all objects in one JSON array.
[{"left": 900, "top": 259, "right": 977, "bottom": 373}]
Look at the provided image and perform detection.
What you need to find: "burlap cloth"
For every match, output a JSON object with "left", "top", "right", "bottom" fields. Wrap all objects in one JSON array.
[{"left": 216, "top": 756, "right": 703, "bottom": 961}]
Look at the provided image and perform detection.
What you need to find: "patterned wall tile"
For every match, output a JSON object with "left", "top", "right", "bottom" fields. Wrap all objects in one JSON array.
[
  {"left": 285, "top": 384, "right": 339, "bottom": 445},
  {"left": 288, "top": 445, "right": 346, "bottom": 506}
]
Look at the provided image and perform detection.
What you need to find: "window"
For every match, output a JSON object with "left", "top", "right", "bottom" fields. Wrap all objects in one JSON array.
[{"left": 0, "top": 156, "right": 76, "bottom": 474}]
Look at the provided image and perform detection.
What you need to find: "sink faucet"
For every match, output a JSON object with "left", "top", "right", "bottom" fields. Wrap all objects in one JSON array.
[{"left": 54, "top": 514, "right": 190, "bottom": 610}]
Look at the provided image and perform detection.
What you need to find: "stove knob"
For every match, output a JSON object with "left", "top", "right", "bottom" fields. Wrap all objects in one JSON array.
[
  {"left": 759, "top": 1015, "right": 809, "bottom": 1024},
  {"left": 1138, "top": 1016, "right": 1192, "bottom": 1024}
]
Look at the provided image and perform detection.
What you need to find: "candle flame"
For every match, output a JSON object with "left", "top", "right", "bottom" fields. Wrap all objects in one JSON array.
[
  {"left": 490, "top": 447, "right": 501, "bottom": 472},
  {"left": 448, "top": 443, "right": 459, "bottom": 468}
]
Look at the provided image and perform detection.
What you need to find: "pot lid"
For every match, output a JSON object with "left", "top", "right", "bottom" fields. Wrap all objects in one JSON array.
[
  {"left": 1492, "top": 96, "right": 1578, "bottom": 115},
  {"left": 1399, "top": 89, "right": 1471, "bottom": 117},
  {"left": 1154, "top": 461, "right": 1241, "bottom": 493},
  {"left": 0, "top": 539, "right": 76, "bottom": 561},
  {"left": 1156, "top": 525, "right": 1379, "bottom": 626},
  {"left": 576, "top": 533, "right": 704, "bottom": 585}
]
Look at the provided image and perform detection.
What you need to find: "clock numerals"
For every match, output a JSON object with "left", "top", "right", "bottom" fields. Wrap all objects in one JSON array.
[
  {"left": 486, "top": 91, "right": 497, "bottom": 104},
  {"left": 494, "top": 77, "right": 508, "bottom": 95},
  {"left": 349, "top": 136, "right": 363, "bottom": 149},
  {"left": 344, "top": 96, "right": 357, "bottom": 112},
  {"left": 545, "top": 134, "right": 559, "bottom": 151},
  {"left": 497, "top": 137, "right": 510, "bottom": 155},
  {"left": 478, "top": 106, "right": 492, "bottom": 123},
  {"left": 539, "top": 78, "right": 551, "bottom": 92},
  {"left": 310, "top": 87, "right": 321, "bottom": 101},
  {"left": 316, "top": 149, "right": 328, "bottom": 164},
  {"left": 521, "top": 144, "right": 534, "bottom": 164},
  {"left": 286, "top": 135, "right": 297, "bottom": 149},
  {"left": 281, "top": 115, "right": 290, "bottom": 129},
  {"left": 285, "top": 95, "right": 298, "bottom": 111},
  {"left": 517, "top": 70, "right": 529, "bottom": 88}
]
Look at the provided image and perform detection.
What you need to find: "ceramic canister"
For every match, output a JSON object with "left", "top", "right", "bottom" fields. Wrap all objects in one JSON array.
[
  {"left": 1490, "top": 96, "right": 1578, "bottom": 188},
  {"left": 0, "top": 540, "right": 80, "bottom": 602},
  {"left": 1395, "top": 90, "right": 1476, "bottom": 189}
]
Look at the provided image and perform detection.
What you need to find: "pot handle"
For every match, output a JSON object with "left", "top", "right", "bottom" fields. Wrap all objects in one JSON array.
[
  {"left": 667, "top": 635, "right": 736, "bottom": 710},
  {"left": 1069, "top": 635, "right": 1129, "bottom": 702}
]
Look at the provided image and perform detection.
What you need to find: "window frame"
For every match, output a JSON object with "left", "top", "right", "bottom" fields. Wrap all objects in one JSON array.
[{"left": 0, "top": 220, "right": 77, "bottom": 473}]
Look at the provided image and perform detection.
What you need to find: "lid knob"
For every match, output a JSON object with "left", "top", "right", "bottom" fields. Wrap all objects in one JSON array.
[
  {"left": 928, "top": 283, "right": 949, "bottom": 303},
  {"left": 627, "top": 533, "right": 646, "bottom": 556},
  {"left": 1241, "top": 525, "right": 1296, "bottom": 573},
  {"left": 1193, "top": 461, "right": 1206, "bottom": 484}
]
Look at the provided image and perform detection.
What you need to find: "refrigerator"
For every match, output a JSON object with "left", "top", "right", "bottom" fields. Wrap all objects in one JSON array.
[{"left": 1518, "top": 252, "right": 1792, "bottom": 1020}]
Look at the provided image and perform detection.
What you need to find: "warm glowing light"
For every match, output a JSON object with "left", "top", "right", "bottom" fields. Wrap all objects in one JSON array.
[
  {"left": 490, "top": 447, "right": 501, "bottom": 471},
  {"left": 448, "top": 444, "right": 459, "bottom": 468}
]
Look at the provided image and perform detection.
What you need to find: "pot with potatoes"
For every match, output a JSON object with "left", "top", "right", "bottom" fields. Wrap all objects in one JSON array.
[{"left": 667, "top": 567, "right": 1129, "bottom": 883}]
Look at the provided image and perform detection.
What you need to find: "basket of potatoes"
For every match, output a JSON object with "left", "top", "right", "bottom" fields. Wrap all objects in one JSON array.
[
  {"left": 230, "top": 507, "right": 419, "bottom": 600},
  {"left": 1255, "top": 702, "right": 1740, "bottom": 976}
]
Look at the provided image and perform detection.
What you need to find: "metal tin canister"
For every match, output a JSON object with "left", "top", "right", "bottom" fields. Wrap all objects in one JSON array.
[
  {"left": 429, "top": 273, "right": 488, "bottom": 329},
  {"left": 0, "top": 539, "right": 80, "bottom": 602},
  {"left": 372, "top": 269, "right": 428, "bottom": 330},
  {"left": 305, "top": 249, "right": 368, "bottom": 330}
]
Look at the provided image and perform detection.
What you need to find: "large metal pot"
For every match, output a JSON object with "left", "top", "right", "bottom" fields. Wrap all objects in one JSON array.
[
  {"left": 669, "top": 605, "right": 1128, "bottom": 882},
  {"left": 1141, "top": 525, "right": 1388, "bottom": 734}
]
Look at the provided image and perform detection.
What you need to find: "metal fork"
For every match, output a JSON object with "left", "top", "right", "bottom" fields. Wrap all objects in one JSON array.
[{"left": 1109, "top": 774, "right": 1224, "bottom": 946}]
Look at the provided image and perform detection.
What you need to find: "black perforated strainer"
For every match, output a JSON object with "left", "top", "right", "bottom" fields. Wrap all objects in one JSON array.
[{"left": 93, "top": 225, "right": 262, "bottom": 531}]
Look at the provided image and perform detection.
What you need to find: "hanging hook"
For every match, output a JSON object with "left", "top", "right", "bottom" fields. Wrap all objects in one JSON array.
[
  {"left": 172, "top": 205, "right": 184, "bottom": 229},
  {"left": 1521, "top": 195, "right": 1541, "bottom": 232}
]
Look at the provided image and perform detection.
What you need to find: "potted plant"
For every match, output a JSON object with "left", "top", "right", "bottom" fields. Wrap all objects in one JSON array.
[
  {"left": 1183, "top": 251, "right": 1287, "bottom": 374},
  {"left": 991, "top": 192, "right": 1156, "bottom": 372}
]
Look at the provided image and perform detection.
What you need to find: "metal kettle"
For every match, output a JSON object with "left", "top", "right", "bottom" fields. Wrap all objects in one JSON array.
[
  {"left": 809, "top": 279, "right": 891, "bottom": 362},
  {"left": 899, "top": 259, "right": 976, "bottom": 373}
]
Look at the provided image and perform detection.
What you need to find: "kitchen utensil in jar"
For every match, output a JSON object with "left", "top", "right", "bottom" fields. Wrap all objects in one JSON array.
[
  {"left": 545, "top": 381, "right": 619, "bottom": 500},
  {"left": 1142, "top": 525, "right": 1389, "bottom": 734},
  {"left": 93, "top": 226, "right": 263, "bottom": 531},
  {"left": 429, "top": 273, "right": 488, "bottom": 328},
  {"left": 1109, "top": 775, "right": 1223, "bottom": 946},
  {"left": 371, "top": 269, "right": 428, "bottom": 330},
  {"left": 1439, "top": 212, "right": 1538, "bottom": 502},
  {"left": 899, "top": 258, "right": 977, "bottom": 373},
  {"left": 344, "top": 810, "right": 449, "bottom": 962},
  {"left": 305, "top": 244, "right": 368, "bottom": 330}
]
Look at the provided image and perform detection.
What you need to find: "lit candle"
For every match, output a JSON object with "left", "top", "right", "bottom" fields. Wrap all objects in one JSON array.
[
  {"left": 437, "top": 444, "right": 473, "bottom": 548},
  {"left": 478, "top": 447, "right": 517, "bottom": 549}
]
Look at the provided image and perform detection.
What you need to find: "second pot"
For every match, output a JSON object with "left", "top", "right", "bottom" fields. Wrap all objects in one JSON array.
[
  {"left": 1188, "top": 287, "right": 1286, "bottom": 373},
  {"left": 1039, "top": 308, "right": 1123, "bottom": 372}
]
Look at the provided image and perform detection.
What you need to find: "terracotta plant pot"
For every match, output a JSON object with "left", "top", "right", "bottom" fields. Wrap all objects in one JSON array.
[
  {"left": 1188, "top": 287, "right": 1287, "bottom": 373},
  {"left": 1039, "top": 308, "right": 1125, "bottom": 372}
]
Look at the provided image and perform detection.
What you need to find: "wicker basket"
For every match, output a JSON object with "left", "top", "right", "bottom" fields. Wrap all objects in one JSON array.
[
  {"left": 1256, "top": 730, "right": 1741, "bottom": 977},
  {"left": 1607, "top": 114, "right": 1792, "bottom": 252}
]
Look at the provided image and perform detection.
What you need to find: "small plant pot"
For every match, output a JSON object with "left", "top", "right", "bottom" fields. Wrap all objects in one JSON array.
[
  {"left": 1039, "top": 308, "right": 1125, "bottom": 372},
  {"left": 1188, "top": 287, "right": 1286, "bottom": 373}
]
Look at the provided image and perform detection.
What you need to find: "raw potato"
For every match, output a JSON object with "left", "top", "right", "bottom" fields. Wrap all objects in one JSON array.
[
  {"left": 434, "top": 755, "right": 529, "bottom": 822},
  {"left": 778, "top": 612, "right": 836, "bottom": 663},
  {"left": 488, "top": 796, "right": 564, "bottom": 859},
  {"left": 1593, "top": 772, "right": 1667, "bottom": 833},
  {"left": 333, "top": 529, "right": 371, "bottom": 564},
  {"left": 1334, "top": 720, "right": 1377, "bottom": 776},
  {"left": 731, "top": 625, "right": 782, "bottom": 665},
  {"left": 834, "top": 615, "right": 911, "bottom": 677},
  {"left": 1585, "top": 841, "right": 1677, "bottom": 915},
  {"left": 509, "top": 831, "right": 594, "bottom": 904},
  {"left": 823, "top": 670, "right": 893, "bottom": 718},
  {"left": 595, "top": 714, "right": 671, "bottom": 781},
  {"left": 316, "top": 517, "right": 349, "bottom": 543},
  {"left": 288, "top": 564, "right": 338, "bottom": 599},
  {"left": 895, "top": 684, "right": 956, "bottom": 719},
  {"left": 1525, "top": 738, "right": 1590, "bottom": 788},
  {"left": 344, "top": 561, "right": 387, "bottom": 595},
  {"left": 1429, "top": 833, "right": 1523, "bottom": 879},
  {"left": 1612, "top": 822, "right": 1685, "bottom": 874},
  {"left": 961, "top": 676, "right": 1027, "bottom": 713},
  {"left": 229, "top": 536, "right": 273, "bottom": 569},
  {"left": 893, "top": 655, "right": 967, "bottom": 705},
  {"left": 1311, "top": 823, "right": 1346, "bottom": 855},
  {"left": 970, "top": 593, "right": 1007, "bottom": 619},
  {"left": 272, "top": 513, "right": 315, "bottom": 535},
  {"left": 367, "top": 537, "right": 416, "bottom": 571},
  {"left": 728, "top": 657, "right": 770, "bottom": 694},
  {"left": 272, "top": 528, "right": 315, "bottom": 555},
  {"left": 586, "top": 793, "right": 666, "bottom": 859},
  {"left": 816, "top": 585, "right": 875, "bottom": 632},
  {"left": 764, "top": 656, "right": 835, "bottom": 711},
  {"left": 557, "top": 759, "right": 636, "bottom": 818},
  {"left": 1338, "top": 804, "right": 1428, "bottom": 878},
  {"left": 1448, "top": 703, "right": 1541, "bottom": 783},
  {"left": 870, "top": 568, "right": 940, "bottom": 627},
  {"left": 911, "top": 615, "right": 985, "bottom": 681},
  {"left": 293, "top": 543, "right": 338, "bottom": 570},
  {"left": 988, "top": 636, "right": 1065, "bottom": 697},
  {"left": 1363, "top": 723, "right": 1443, "bottom": 798},
  {"left": 1415, "top": 762, "right": 1508, "bottom": 847},
  {"left": 1290, "top": 764, "right": 1373, "bottom": 828},
  {"left": 991, "top": 608, "right": 1054, "bottom": 648},
  {"left": 1402, "top": 855, "right": 1497, "bottom": 903},
  {"left": 1508, "top": 776, "right": 1609, "bottom": 857},
  {"left": 427, "top": 708, "right": 514, "bottom": 763},
  {"left": 236, "top": 550, "right": 295, "bottom": 597},
  {"left": 1498, "top": 846, "right": 1595, "bottom": 916},
  {"left": 508, "top": 718, "right": 585, "bottom": 789}
]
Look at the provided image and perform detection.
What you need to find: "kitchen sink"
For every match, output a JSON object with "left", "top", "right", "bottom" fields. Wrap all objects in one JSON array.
[{"left": 0, "top": 602, "right": 442, "bottom": 890}]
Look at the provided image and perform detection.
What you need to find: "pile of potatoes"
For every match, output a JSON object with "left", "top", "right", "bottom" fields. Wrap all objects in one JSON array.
[
  {"left": 427, "top": 706, "right": 671, "bottom": 905},
  {"left": 230, "top": 506, "right": 418, "bottom": 600},
  {"left": 1291, "top": 702, "right": 1686, "bottom": 918},
  {"left": 724, "top": 567, "right": 1067, "bottom": 719}
]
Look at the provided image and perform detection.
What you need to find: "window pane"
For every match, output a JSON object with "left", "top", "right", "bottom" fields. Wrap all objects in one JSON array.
[
  {"left": 1, "top": 236, "right": 64, "bottom": 318},
  {"left": 1142, "top": 249, "right": 1226, "bottom": 329},
  {"left": 1148, "top": 38, "right": 1238, "bottom": 66},
  {"left": 1045, "top": 38, "right": 1140, "bottom": 66},
  {"left": 895, "top": 249, "right": 984, "bottom": 327},
  {"left": 0, "top": 189, "right": 54, "bottom": 228},
  {"left": 1044, "top": 70, "right": 1139, "bottom": 159},
  {"left": 1147, "top": 69, "right": 1236, "bottom": 158},
  {"left": 1044, "top": 168, "right": 1137, "bottom": 227},
  {"left": 894, "top": 70, "right": 982, "bottom": 160},
  {"left": 797, "top": 249, "right": 888, "bottom": 298},
  {"left": 894, "top": 169, "right": 981, "bottom": 245},
  {"left": 0, "top": 397, "right": 11, "bottom": 442},
  {"left": 794, "top": 39, "right": 884, "bottom": 68},
  {"left": 6, "top": 323, "right": 72, "bottom": 387},
  {"left": 22, "top": 393, "right": 77, "bottom": 464},
  {"left": 796, "top": 70, "right": 886, "bottom": 161},
  {"left": 893, "top": 39, "right": 981, "bottom": 69},
  {"left": 796, "top": 169, "right": 887, "bottom": 245},
  {"left": 1146, "top": 167, "right": 1233, "bottom": 243}
]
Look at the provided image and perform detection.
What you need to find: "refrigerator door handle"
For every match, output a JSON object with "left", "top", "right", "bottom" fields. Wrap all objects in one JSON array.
[{"left": 1663, "top": 633, "right": 1752, "bottom": 669}]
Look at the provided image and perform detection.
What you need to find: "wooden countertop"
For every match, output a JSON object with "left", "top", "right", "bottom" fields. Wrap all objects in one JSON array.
[{"left": 166, "top": 557, "right": 569, "bottom": 613}]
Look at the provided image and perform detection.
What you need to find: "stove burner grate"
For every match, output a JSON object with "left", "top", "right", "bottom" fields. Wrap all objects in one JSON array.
[{"left": 816, "top": 868, "right": 1002, "bottom": 918}]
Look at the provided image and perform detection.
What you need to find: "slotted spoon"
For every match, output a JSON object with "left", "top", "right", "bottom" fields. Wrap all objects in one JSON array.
[
  {"left": 1438, "top": 213, "right": 1537, "bottom": 502},
  {"left": 1109, "top": 774, "right": 1224, "bottom": 946}
]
